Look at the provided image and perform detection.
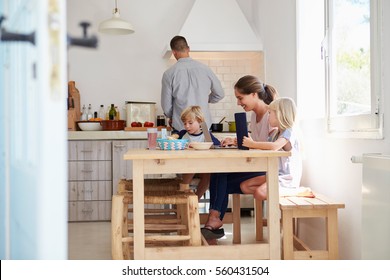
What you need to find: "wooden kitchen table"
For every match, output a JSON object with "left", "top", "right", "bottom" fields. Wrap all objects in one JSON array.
[{"left": 123, "top": 148, "right": 290, "bottom": 260}]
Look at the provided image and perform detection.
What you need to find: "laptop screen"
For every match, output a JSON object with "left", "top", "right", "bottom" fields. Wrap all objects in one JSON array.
[{"left": 234, "top": 112, "right": 249, "bottom": 150}]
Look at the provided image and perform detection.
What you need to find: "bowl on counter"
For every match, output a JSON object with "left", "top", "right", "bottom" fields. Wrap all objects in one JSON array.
[
  {"left": 190, "top": 142, "right": 213, "bottom": 150},
  {"left": 77, "top": 121, "right": 102, "bottom": 131}
]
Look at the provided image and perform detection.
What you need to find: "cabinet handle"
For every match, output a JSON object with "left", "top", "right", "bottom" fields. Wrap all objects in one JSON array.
[
  {"left": 80, "top": 150, "right": 93, "bottom": 153},
  {"left": 82, "top": 208, "right": 93, "bottom": 213},
  {"left": 114, "top": 144, "right": 126, "bottom": 148},
  {"left": 81, "top": 170, "right": 93, "bottom": 173}
]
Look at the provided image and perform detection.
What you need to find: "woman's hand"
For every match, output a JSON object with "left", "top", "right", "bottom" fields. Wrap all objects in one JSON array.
[
  {"left": 242, "top": 135, "right": 255, "bottom": 148},
  {"left": 221, "top": 137, "right": 237, "bottom": 147}
]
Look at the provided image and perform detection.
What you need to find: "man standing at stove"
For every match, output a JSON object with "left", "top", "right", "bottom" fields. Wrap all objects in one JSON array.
[{"left": 161, "top": 35, "right": 225, "bottom": 132}]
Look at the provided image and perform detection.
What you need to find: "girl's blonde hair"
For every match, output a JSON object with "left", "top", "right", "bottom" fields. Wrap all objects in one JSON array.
[
  {"left": 269, "top": 97, "right": 297, "bottom": 131},
  {"left": 180, "top": 106, "right": 205, "bottom": 123}
]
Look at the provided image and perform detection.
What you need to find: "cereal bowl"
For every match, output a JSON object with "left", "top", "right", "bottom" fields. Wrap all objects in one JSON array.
[{"left": 190, "top": 142, "right": 213, "bottom": 150}]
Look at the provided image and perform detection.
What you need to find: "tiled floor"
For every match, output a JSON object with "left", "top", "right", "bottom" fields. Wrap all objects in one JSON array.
[{"left": 68, "top": 215, "right": 260, "bottom": 260}]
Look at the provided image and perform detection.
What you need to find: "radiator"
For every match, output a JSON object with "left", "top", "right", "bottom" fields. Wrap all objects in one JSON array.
[{"left": 360, "top": 154, "right": 390, "bottom": 259}]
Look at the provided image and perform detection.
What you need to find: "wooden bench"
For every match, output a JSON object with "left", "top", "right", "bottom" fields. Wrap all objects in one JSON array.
[
  {"left": 279, "top": 193, "right": 345, "bottom": 260},
  {"left": 231, "top": 192, "right": 345, "bottom": 259}
]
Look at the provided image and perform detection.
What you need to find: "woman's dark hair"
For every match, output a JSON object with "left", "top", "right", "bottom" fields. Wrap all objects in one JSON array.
[{"left": 234, "top": 75, "right": 278, "bottom": 105}]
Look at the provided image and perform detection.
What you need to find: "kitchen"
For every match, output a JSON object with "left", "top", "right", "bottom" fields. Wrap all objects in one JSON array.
[{"left": 1, "top": 0, "right": 390, "bottom": 265}]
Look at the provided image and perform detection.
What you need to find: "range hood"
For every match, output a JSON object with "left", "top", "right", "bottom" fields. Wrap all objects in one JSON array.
[{"left": 164, "top": 0, "right": 262, "bottom": 58}]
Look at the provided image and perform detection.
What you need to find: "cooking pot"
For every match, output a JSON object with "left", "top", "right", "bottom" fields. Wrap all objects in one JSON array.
[
  {"left": 227, "top": 121, "right": 236, "bottom": 132},
  {"left": 210, "top": 123, "right": 223, "bottom": 132}
]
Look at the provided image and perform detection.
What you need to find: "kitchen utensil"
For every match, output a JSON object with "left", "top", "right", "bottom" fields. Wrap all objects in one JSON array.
[
  {"left": 218, "top": 117, "right": 226, "bottom": 124},
  {"left": 77, "top": 121, "right": 103, "bottom": 131},
  {"left": 100, "top": 120, "right": 126, "bottom": 131},
  {"left": 210, "top": 123, "right": 223, "bottom": 132},
  {"left": 227, "top": 121, "right": 236, "bottom": 132}
]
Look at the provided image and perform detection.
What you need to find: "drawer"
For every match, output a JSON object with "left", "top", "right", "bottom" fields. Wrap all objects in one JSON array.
[
  {"left": 68, "top": 201, "right": 112, "bottom": 221},
  {"left": 68, "top": 141, "right": 112, "bottom": 161},
  {"left": 68, "top": 161, "right": 111, "bottom": 181},
  {"left": 69, "top": 181, "right": 112, "bottom": 201}
]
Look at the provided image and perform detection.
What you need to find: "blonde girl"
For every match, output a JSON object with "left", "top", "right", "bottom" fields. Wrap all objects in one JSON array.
[{"left": 240, "top": 97, "right": 302, "bottom": 201}]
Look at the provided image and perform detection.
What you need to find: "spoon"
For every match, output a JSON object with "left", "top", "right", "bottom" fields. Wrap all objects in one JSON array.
[{"left": 218, "top": 117, "right": 226, "bottom": 124}]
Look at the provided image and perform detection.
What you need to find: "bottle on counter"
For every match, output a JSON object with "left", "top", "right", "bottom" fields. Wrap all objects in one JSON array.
[
  {"left": 87, "top": 104, "right": 93, "bottom": 120},
  {"left": 81, "top": 104, "right": 87, "bottom": 121},
  {"left": 98, "top": 105, "right": 105, "bottom": 119},
  {"left": 105, "top": 105, "right": 110, "bottom": 120},
  {"left": 161, "top": 128, "right": 167, "bottom": 139},
  {"left": 115, "top": 106, "right": 120, "bottom": 120},
  {"left": 109, "top": 104, "right": 116, "bottom": 120}
]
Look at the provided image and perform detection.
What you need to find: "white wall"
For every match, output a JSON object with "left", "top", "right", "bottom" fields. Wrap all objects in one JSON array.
[
  {"left": 68, "top": 0, "right": 390, "bottom": 259},
  {"left": 67, "top": 0, "right": 195, "bottom": 116},
  {"left": 257, "top": 0, "right": 390, "bottom": 260}
]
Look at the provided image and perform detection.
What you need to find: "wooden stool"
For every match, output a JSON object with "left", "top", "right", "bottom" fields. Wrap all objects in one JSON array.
[
  {"left": 279, "top": 193, "right": 345, "bottom": 260},
  {"left": 112, "top": 180, "right": 201, "bottom": 260}
]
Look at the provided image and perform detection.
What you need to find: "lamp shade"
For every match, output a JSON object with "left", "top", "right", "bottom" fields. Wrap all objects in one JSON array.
[{"left": 99, "top": 10, "right": 134, "bottom": 35}]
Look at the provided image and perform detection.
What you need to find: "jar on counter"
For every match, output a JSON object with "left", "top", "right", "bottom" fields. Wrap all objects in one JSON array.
[{"left": 157, "top": 115, "right": 166, "bottom": 126}]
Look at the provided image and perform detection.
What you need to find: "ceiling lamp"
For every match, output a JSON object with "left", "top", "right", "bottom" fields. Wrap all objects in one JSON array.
[{"left": 99, "top": 0, "right": 135, "bottom": 35}]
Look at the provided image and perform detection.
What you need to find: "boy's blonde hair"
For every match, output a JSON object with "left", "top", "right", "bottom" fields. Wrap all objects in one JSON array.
[
  {"left": 180, "top": 106, "right": 205, "bottom": 123},
  {"left": 269, "top": 97, "right": 297, "bottom": 131}
]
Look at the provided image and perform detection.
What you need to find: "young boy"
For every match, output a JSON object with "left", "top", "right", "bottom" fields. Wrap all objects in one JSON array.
[{"left": 177, "top": 106, "right": 220, "bottom": 199}]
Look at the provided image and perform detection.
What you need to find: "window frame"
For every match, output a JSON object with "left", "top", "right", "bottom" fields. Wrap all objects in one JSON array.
[{"left": 324, "top": 0, "right": 383, "bottom": 139}]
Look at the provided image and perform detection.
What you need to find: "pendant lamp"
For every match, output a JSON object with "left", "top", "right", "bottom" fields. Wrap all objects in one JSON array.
[{"left": 99, "top": 0, "right": 135, "bottom": 35}]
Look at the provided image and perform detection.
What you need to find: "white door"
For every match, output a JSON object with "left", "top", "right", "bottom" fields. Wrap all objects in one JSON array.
[{"left": 0, "top": 0, "right": 67, "bottom": 259}]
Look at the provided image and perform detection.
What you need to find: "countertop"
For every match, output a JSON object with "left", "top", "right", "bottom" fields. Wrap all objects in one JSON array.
[{"left": 68, "top": 131, "right": 235, "bottom": 140}]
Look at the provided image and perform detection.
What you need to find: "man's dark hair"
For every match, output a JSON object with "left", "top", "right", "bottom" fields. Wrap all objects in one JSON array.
[{"left": 170, "top": 36, "right": 189, "bottom": 52}]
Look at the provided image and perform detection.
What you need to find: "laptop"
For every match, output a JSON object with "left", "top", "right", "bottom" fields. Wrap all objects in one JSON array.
[
  {"left": 201, "top": 115, "right": 248, "bottom": 150},
  {"left": 234, "top": 112, "right": 249, "bottom": 150}
]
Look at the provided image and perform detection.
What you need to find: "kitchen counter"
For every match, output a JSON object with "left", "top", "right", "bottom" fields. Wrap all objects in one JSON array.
[{"left": 68, "top": 131, "right": 235, "bottom": 140}]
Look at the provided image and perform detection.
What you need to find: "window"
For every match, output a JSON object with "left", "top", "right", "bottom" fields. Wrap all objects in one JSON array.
[
  {"left": 297, "top": 0, "right": 383, "bottom": 139},
  {"left": 325, "top": 0, "right": 383, "bottom": 138}
]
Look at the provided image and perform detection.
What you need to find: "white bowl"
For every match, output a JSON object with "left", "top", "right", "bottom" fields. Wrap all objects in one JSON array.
[
  {"left": 190, "top": 142, "right": 213, "bottom": 150},
  {"left": 78, "top": 121, "right": 102, "bottom": 131}
]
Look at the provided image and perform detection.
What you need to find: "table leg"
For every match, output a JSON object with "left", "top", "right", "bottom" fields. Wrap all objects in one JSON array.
[
  {"left": 132, "top": 159, "right": 145, "bottom": 259},
  {"left": 327, "top": 209, "right": 339, "bottom": 259},
  {"left": 267, "top": 157, "right": 281, "bottom": 259}
]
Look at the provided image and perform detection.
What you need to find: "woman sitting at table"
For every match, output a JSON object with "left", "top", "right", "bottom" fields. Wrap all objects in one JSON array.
[{"left": 201, "top": 75, "right": 278, "bottom": 240}]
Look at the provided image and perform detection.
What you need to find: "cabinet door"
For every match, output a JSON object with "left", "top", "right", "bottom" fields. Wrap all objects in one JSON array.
[
  {"left": 112, "top": 140, "right": 177, "bottom": 194},
  {"left": 112, "top": 140, "right": 147, "bottom": 194},
  {"left": 68, "top": 161, "right": 111, "bottom": 181},
  {"left": 68, "top": 181, "right": 112, "bottom": 201},
  {"left": 68, "top": 141, "right": 112, "bottom": 161}
]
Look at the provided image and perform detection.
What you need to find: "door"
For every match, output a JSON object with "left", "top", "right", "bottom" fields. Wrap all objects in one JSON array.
[{"left": 0, "top": 0, "right": 67, "bottom": 259}]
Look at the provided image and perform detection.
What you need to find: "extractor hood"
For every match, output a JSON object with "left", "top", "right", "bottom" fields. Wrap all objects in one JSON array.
[{"left": 164, "top": 0, "right": 262, "bottom": 58}]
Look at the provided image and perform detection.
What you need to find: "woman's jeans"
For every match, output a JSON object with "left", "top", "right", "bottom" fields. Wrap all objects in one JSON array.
[{"left": 209, "top": 172, "right": 265, "bottom": 219}]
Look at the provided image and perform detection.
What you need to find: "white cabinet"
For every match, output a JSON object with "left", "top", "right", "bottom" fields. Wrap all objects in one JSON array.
[
  {"left": 112, "top": 140, "right": 176, "bottom": 195},
  {"left": 112, "top": 140, "right": 147, "bottom": 195},
  {"left": 68, "top": 141, "right": 112, "bottom": 221}
]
